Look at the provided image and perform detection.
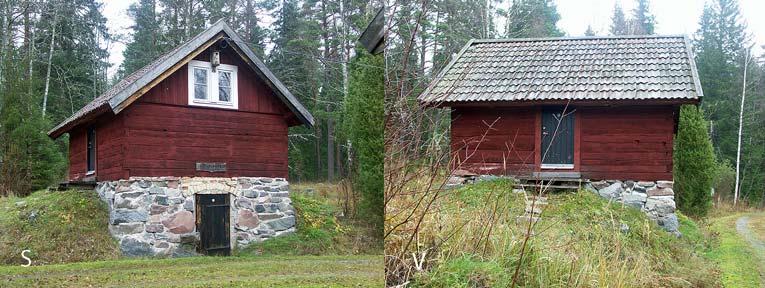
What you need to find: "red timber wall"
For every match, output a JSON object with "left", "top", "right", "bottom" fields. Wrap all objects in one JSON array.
[
  {"left": 68, "top": 45, "right": 294, "bottom": 181},
  {"left": 451, "top": 105, "right": 676, "bottom": 181},
  {"left": 451, "top": 107, "right": 536, "bottom": 175},
  {"left": 68, "top": 114, "right": 126, "bottom": 181}
]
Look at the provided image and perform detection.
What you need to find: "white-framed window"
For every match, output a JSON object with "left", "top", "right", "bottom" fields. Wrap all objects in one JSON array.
[{"left": 187, "top": 60, "right": 238, "bottom": 109}]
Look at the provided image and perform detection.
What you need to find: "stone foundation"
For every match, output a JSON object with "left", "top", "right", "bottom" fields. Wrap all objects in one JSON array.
[
  {"left": 584, "top": 180, "right": 679, "bottom": 235},
  {"left": 95, "top": 177, "right": 295, "bottom": 257}
]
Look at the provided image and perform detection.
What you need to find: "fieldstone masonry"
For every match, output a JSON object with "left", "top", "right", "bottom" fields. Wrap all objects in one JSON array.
[
  {"left": 95, "top": 177, "right": 295, "bottom": 257},
  {"left": 584, "top": 180, "right": 680, "bottom": 235}
]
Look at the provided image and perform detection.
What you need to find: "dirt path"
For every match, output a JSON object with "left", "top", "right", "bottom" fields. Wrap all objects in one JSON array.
[
  {"left": 736, "top": 213, "right": 765, "bottom": 283},
  {"left": 736, "top": 215, "right": 765, "bottom": 266}
]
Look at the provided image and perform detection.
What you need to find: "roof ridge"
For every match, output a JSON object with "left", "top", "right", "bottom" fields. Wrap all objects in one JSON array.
[{"left": 470, "top": 34, "right": 687, "bottom": 43}]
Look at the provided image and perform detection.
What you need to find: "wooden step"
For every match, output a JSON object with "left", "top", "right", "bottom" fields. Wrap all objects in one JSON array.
[
  {"left": 526, "top": 200, "right": 548, "bottom": 207},
  {"left": 528, "top": 196, "right": 548, "bottom": 202},
  {"left": 525, "top": 205, "right": 543, "bottom": 214},
  {"left": 514, "top": 183, "right": 579, "bottom": 190},
  {"left": 516, "top": 215, "right": 540, "bottom": 224},
  {"left": 525, "top": 200, "right": 548, "bottom": 206}
]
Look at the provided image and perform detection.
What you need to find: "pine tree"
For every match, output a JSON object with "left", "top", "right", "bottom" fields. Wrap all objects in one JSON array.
[
  {"left": 269, "top": 0, "right": 323, "bottom": 180},
  {"left": 505, "top": 0, "right": 563, "bottom": 38},
  {"left": 674, "top": 105, "right": 715, "bottom": 216},
  {"left": 609, "top": 3, "right": 628, "bottom": 35},
  {"left": 584, "top": 25, "right": 595, "bottom": 36},
  {"left": 693, "top": 0, "right": 764, "bottom": 204},
  {"left": 119, "top": 0, "right": 162, "bottom": 77},
  {"left": 239, "top": 0, "right": 270, "bottom": 58},
  {"left": 0, "top": 41, "right": 64, "bottom": 196},
  {"left": 629, "top": 0, "right": 655, "bottom": 35}
]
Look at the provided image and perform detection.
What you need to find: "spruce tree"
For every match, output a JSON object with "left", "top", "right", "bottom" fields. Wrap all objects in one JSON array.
[
  {"left": 270, "top": 0, "right": 323, "bottom": 180},
  {"left": 119, "top": 0, "right": 163, "bottom": 77},
  {"left": 505, "top": 0, "right": 563, "bottom": 38},
  {"left": 609, "top": 3, "right": 629, "bottom": 35},
  {"left": 693, "top": 0, "right": 765, "bottom": 203},
  {"left": 630, "top": 0, "right": 655, "bottom": 35},
  {"left": 674, "top": 105, "right": 715, "bottom": 217},
  {"left": 584, "top": 25, "right": 595, "bottom": 36}
]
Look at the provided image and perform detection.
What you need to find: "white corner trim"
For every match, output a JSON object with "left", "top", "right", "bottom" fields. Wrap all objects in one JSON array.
[{"left": 187, "top": 60, "right": 239, "bottom": 110}]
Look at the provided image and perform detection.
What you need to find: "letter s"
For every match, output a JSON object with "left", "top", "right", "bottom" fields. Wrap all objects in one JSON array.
[{"left": 21, "top": 250, "right": 31, "bottom": 267}]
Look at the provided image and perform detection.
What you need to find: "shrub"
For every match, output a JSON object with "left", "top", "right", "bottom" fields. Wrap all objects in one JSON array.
[
  {"left": 344, "top": 50, "right": 384, "bottom": 232},
  {"left": 712, "top": 159, "right": 736, "bottom": 202},
  {"left": 674, "top": 105, "right": 715, "bottom": 217}
]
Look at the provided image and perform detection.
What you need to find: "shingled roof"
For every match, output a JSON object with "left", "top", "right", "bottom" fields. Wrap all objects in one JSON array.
[
  {"left": 419, "top": 35, "right": 703, "bottom": 104},
  {"left": 49, "top": 20, "right": 314, "bottom": 138}
]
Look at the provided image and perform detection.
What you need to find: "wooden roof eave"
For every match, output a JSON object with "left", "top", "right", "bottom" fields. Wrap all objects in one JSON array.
[
  {"left": 48, "top": 104, "right": 112, "bottom": 139},
  {"left": 430, "top": 98, "right": 701, "bottom": 109},
  {"left": 359, "top": 8, "right": 384, "bottom": 54}
]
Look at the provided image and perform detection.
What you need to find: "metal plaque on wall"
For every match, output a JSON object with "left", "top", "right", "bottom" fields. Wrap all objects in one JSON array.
[{"left": 196, "top": 162, "right": 227, "bottom": 172}]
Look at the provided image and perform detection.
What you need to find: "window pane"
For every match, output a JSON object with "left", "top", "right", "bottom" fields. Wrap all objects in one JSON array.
[
  {"left": 195, "top": 84, "right": 207, "bottom": 99},
  {"left": 219, "top": 71, "right": 231, "bottom": 87},
  {"left": 194, "top": 68, "right": 207, "bottom": 84},
  {"left": 219, "top": 86, "right": 230, "bottom": 102},
  {"left": 219, "top": 72, "right": 231, "bottom": 102}
]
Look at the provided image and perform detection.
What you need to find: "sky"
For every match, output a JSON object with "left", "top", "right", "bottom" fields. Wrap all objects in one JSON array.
[{"left": 102, "top": 0, "right": 765, "bottom": 78}]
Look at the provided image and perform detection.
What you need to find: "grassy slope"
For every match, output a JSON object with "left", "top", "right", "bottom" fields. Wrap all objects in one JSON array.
[
  {"left": 705, "top": 213, "right": 763, "bottom": 287},
  {"left": 0, "top": 255, "right": 382, "bottom": 287},
  {"left": 239, "top": 182, "right": 382, "bottom": 255},
  {"left": 0, "top": 190, "right": 119, "bottom": 265},
  {"left": 409, "top": 179, "right": 719, "bottom": 287},
  {"left": 0, "top": 183, "right": 383, "bottom": 287}
]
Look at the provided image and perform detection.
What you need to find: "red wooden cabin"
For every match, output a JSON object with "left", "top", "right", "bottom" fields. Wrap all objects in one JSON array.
[
  {"left": 49, "top": 20, "right": 314, "bottom": 182},
  {"left": 419, "top": 36, "right": 702, "bottom": 182}
]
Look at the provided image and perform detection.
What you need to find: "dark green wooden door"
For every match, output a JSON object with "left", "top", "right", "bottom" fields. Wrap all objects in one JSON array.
[{"left": 541, "top": 106, "right": 575, "bottom": 167}]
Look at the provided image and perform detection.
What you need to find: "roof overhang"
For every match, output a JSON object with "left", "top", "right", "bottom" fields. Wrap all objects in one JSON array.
[
  {"left": 49, "top": 20, "right": 314, "bottom": 139},
  {"left": 430, "top": 98, "right": 700, "bottom": 109},
  {"left": 419, "top": 35, "right": 704, "bottom": 106},
  {"left": 358, "top": 8, "right": 384, "bottom": 54}
]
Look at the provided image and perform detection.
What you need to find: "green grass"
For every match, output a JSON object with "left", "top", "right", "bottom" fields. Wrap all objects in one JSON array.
[
  {"left": 408, "top": 180, "right": 720, "bottom": 287},
  {"left": 239, "top": 183, "right": 382, "bottom": 256},
  {"left": 0, "top": 189, "right": 119, "bottom": 265},
  {"left": 0, "top": 255, "right": 382, "bottom": 287},
  {"left": 0, "top": 183, "right": 382, "bottom": 287},
  {"left": 705, "top": 214, "right": 763, "bottom": 287}
]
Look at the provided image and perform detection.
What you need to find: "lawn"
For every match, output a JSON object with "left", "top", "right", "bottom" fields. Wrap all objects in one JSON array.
[
  {"left": 705, "top": 213, "right": 765, "bottom": 287},
  {"left": 0, "top": 182, "right": 382, "bottom": 287},
  {"left": 0, "top": 255, "right": 382, "bottom": 287}
]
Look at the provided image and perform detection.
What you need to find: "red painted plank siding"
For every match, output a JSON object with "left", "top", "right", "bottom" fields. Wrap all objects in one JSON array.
[
  {"left": 120, "top": 102, "right": 289, "bottom": 179},
  {"left": 96, "top": 115, "right": 126, "bottom": 180},
  {"left": 68, "top": 127, "right": 87, "bottom": 181},
  {"left": 579, "top": 106, "right": 674, "bottom": 181},
  {"left": 451, "top": 105, "right": 677, "bottom": 181},
  {"left": 67, "top": 44, "right": 293, "bottom": 181},
  {"left": 451, "top": 107, "right": 537, "bottom": 174},
  {"left": 68, "top": 114, "right": 126, "bottom": 181}
]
